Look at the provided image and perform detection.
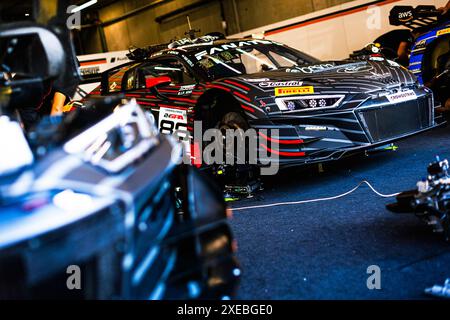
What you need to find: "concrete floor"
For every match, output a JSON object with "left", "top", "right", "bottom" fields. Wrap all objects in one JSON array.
[{"left": 229, "top": 123, "right": 450, "bottom": 299}]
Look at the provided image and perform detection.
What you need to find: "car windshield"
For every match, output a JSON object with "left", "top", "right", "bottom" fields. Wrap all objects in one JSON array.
[{"left": 195, "top": 43, "right": 318, "bottom": 80}]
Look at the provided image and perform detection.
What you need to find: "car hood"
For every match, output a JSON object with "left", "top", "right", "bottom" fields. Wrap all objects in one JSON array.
[{"left": 231, "top": 60, "right": 416, "bottom": 97}]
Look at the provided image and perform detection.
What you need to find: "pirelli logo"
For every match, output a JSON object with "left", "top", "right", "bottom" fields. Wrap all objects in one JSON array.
[
  {"left": 275, "top": 86, "right": 314, "bottom": 97},
  {"left": 437, "top": 28, "right": 450, "bottom": 37}
]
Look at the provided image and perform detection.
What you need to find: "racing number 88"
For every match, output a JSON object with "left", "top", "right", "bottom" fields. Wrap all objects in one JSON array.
[{"left": 160, "top": 120, "right": 188, "bottom": 139}]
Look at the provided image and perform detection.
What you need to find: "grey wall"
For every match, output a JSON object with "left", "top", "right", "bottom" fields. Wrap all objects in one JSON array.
[
  {"left": 232, "top": 0, "right": 339, "bottom": 32},
  {"left": 80, "top": 0, "right": 354, "bottom": 54}
]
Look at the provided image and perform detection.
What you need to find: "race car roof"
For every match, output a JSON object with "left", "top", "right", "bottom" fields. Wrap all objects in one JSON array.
[{"left": 149, "top": 37, "right": 278, "bottom": 58}]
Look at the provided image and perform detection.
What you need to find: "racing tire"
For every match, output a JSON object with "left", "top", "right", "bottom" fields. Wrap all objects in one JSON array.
[
  {"left": 217, "top": 112, "right": 250, "bottom": 163},
  {"left": 216, "top": 112, "right": 259, "bottom": 187},
  {"left": 218, "top": 112, "right": 249, "bottom": 132}
]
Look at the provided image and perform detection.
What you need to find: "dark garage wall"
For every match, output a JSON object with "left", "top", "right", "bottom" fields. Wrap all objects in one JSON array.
[
  {"left": 232, "top": 0, "right": 352, "bottom": 32},
  {"left": 99, "top": 0, "right": 224, "bottom": 51},
  {"left": 81, "top": 0, "right": 354, "bottom": 54}
]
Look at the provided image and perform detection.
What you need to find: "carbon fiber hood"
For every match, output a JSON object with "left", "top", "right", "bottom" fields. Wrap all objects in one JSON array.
[{"left": 235, "top": 60, "right": 416, "bottom": 97}]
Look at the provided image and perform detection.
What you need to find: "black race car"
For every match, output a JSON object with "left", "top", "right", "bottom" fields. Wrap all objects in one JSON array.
[{"left": 87, "top": 35, "right": 439, "bottom": 168}]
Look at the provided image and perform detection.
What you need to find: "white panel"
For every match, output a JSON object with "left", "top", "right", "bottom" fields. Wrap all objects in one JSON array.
[
  {"left": 231, "top": 0, "right": 449, "bottom": 61},
  {"left": 306, "top": 17, "right": 349, "bottom": 61},
  {"left": 271, "top": 27, "right": 310, "bottom": 56}
]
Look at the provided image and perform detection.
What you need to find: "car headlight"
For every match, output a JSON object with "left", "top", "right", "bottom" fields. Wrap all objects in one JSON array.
[{"left": 275, "top": 95, "right": 345, "bottom": 112}]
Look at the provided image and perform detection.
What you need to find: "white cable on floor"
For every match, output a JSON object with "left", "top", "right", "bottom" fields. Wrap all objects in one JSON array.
[{"left": 231, "top": 180, "right": 400, "bottom": 212}]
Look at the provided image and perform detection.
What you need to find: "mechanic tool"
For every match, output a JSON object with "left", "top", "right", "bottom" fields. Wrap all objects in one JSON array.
[
  {"left": 211, "top": 164, "right": 262, "bottom": 200},
  {"left": 365, "top": 143, "right": 399, "bottom": 156},
  {"left": 386, "top": 155, "right": 450, "bottom": 240},
  {"left": 224, "top": 179, "right": 262, "bottom": 200},
  {"left": 425, "top": 279, "right": 450, "bottom": 298}
]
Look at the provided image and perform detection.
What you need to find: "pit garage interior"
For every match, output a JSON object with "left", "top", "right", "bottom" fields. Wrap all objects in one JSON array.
[{"left": 1, "top": 0, "right": 450, "bottom": 300}]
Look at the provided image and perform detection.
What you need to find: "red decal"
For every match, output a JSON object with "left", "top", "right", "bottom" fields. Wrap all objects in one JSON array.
[
  {"left": 260, "top": 143, "right": 306, "bottom": 157},
  {"left": 206, "top": 84, "right": 232, "bottom": 92},
  {"left": 145, "top": 76, "right": 171, "bottom": 88},
  {"left": 240, "top": 104, "right": 255, "bottom": 113},
  {"left": 258, "top": 131, "right": 303, "bottom": 145},
  {"left": 224, "top": 80, "right": 250, "bottom": 91},
  {"left": 170, "top": 97, "right": 197, "bottom": 104},
  {"left": 233, "top": 91, "right": 251, "bottom": 102}
]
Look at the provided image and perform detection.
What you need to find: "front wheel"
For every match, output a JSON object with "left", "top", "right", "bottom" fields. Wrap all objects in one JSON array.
[
  {"left": 216, "top": 112, "right": 250, "bottom": 164},
  {"left": 215, "top": 112, "right": 259, "bottom": 192},
  {"left": 217, "top": 112, "right": 249, "bottom": 132}
]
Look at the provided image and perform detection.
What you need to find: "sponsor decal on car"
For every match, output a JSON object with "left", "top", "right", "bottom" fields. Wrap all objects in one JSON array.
[
  {"left": 304, "top": 125, "right": 328, "bottom": 131},
  {"left": 259, "top": 81, "right": 303, "bottom": 88},
  {"left": 387, "top": 59, "right": 401, "bottom": 67},
  {"left": 366, "top": 72, "right": 393, "bottom": 80},
  {"left": 241, "top": 78, "right": 270, "bottom": 82},
  {"left": 182, "top": 55, "right": 195, "bottom": 67},
  {"left": 80, "top": 66, "right": 100, "bottom": 76},
  {"left": 178, "top": 84, "right": 196, "bottom": 95},
  {"left": 369, "top": 56, "right": 385, "bottom": 62},
  {"left": 110, "top": 56, "right": 129, "bottom": 63},
  {"left": 337, "top": 63, "right": 373, "bottom": 73},
  {"left": 194, "top": 39, "right": 273, "bottom": 60},
  {"left": 398, "top": 10, "right": 413, "bottom": 22},
  {"left": 386, "top": 90, "right": 417, "bottom": 103},
  {"left": 437, "top": 28, "right": 450, "bottom": 37},
  {"left": 414, "top": 39, "right": 427, "bottom": 49},
  {"left": 274, "top": 86, "right": 314, "bottom": 96},
  {"left": 158, "top": 107, "right": 190, "bottom": 156},
  {"left": 292, "top": 63, "right": 335, "bottom": 74},
  {"left": 169, "top": 35, "right": 221, "bottom": 48},
  {"left": 159, "top": 107, "right": 188, "bottom": 135},
  {"left": 109, "top": 81, "right": 118, "bottom": 91}
]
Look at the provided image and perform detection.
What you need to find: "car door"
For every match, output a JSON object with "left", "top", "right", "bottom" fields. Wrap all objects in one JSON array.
[{"left": 122, "top": 57, "right": 198, "bottom": 148}]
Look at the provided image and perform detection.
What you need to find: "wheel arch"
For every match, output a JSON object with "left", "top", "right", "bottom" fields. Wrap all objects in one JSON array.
[
  {"left": 194, "top": 88, "right": 247, "bottom": 130},
  {"left": 421, "top": 34, "right": 450, "bottom": 83}
]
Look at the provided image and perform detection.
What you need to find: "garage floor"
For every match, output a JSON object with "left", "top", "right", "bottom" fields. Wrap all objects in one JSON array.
[{"left": 229, "top": 122, "right": 450, "bottom": 299}]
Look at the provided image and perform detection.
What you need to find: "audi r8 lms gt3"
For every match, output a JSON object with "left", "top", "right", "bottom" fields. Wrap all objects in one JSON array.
[{"left": 87, "top": 35, "right": 439, "bottom": 168}]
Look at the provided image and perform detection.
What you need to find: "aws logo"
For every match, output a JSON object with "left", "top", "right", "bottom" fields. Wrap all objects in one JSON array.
[{"left": 398, "top": 10, "right": 413, "bottom": 22}]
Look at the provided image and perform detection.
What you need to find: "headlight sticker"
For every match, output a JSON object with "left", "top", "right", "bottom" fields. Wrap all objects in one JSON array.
[{"left": 275, "top": 95, "right": 345, "bottom": 111}]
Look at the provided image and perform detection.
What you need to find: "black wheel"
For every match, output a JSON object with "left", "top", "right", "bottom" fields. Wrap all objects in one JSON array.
[
  {"left": 215, "top": 112, "right": 259, "bottom": 188},
  {"left": 432, "top": 52, "right": 450, "bottom": 113},
  {"left": 216, "top": 112, "right": 250, "bottom": 166},
  {"left": 217, "top": 111, "right": 249, "bottom": 132}
]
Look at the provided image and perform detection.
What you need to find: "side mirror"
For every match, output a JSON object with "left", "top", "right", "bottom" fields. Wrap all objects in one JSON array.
[
  {"left": 145, "top": 76, "right": 172, "bottom": 89},
  {"left": 0, "top": 23, "right": 66, "bottom": 112},
  {"left": 0, "top": 23, "right": 65, "bottom": 79}
]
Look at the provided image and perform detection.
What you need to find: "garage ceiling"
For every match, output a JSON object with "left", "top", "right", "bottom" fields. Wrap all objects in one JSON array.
[{"left": 0, "top": 0, "right": 119, "bottom": 22}]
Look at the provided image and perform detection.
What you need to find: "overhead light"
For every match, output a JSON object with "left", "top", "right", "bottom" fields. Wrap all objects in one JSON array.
[
  {"left": 25, "top": 13, "right": 30, "bottom": 16},
  {"left": 70, "top": 0, "right": 98, "bottom": 13}
]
